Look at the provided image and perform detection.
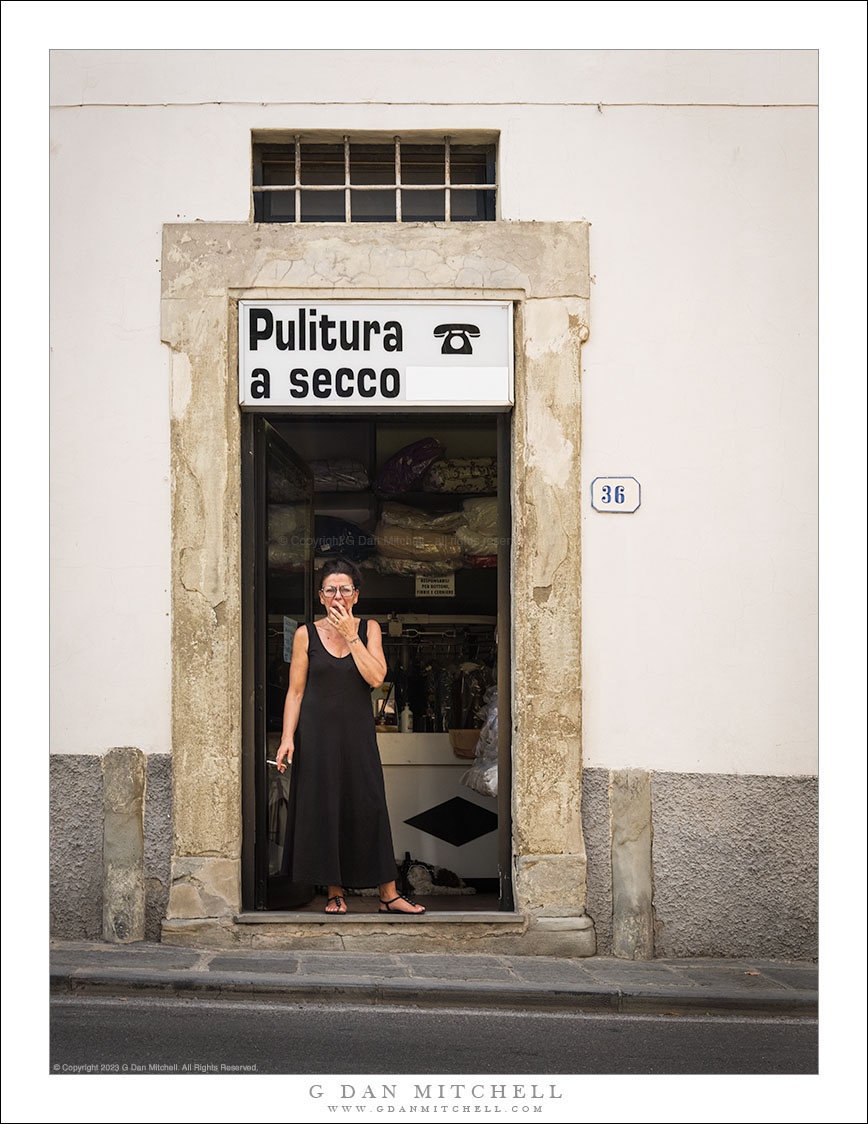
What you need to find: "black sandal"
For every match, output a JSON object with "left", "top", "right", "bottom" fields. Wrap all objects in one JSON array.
[
  {"left": 379, "top": 893, "right": 425, "bottom": 914},
  {"left": 325, "top": 895, "right": 347, "bottom": 914}
]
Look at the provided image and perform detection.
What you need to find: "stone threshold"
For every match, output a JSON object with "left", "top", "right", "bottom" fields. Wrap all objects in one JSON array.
[
  {"left": 234, "top": 910, "right": 525, "bottom": 925},
  {"left": 161, "top": 912, "right": 595, "bottom": 954}
]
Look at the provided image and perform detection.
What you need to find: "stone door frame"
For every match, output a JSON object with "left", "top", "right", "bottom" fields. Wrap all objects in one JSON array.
[{"left": 160, "top": 221, "right": 593, "bottom": 953}]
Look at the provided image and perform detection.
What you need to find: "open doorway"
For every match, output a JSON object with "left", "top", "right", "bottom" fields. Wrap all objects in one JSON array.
[{"left": 241, "top": 412, "right": 512, "bottom": 913}]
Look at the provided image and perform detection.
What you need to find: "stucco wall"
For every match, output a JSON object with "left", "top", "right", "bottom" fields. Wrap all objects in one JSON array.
[
  {"left": 50, "top": 50, "right": 817, "bottom": 779},
  {"left": 49, "top": 756, "right": 104, "bottom": 939},
  {"left": 650, "top": 772, "right": 818, "bottom": 959}
]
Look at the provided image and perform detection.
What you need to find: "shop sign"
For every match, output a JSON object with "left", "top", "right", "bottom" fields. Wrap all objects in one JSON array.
[{"left": 238, "top": 301, "right": 513, "bottom": 410}]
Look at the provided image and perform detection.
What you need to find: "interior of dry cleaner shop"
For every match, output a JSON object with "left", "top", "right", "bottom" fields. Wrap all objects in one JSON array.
[{"left": 241, "top": 411, "right": 511, "bottom": 913}]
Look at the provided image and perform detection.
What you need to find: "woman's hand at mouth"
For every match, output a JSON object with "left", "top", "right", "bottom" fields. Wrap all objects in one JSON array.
[{"left": 329, "top": 601, "right": 360, "bottom": 643}]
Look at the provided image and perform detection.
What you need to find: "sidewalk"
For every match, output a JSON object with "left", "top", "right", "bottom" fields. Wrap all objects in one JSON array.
[{"left": 50, "top": 941, "right": 817, "bottom": 1017}]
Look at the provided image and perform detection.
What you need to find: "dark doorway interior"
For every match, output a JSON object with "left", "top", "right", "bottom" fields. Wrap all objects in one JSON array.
[{"left": 241, "top": 413, "right": 511, "bottom": 913}]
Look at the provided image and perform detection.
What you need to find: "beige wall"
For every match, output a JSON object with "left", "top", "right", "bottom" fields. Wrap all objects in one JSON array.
[{"left": 50, "top": 50, "right": 817, "bottom": 776}]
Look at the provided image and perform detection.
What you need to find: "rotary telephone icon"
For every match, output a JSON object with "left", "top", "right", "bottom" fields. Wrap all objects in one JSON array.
[{"left": 433, "top": 323, "right": 480, "bottom": 355}]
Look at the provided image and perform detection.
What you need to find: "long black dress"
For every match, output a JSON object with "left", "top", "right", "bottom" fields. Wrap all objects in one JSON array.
[{"left": 280, "top": 618, "right": 397, "bottom": 888}]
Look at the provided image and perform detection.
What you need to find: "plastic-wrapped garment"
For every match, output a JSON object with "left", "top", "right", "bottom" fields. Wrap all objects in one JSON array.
[
  {"left": 375, "top": 438, "right": 445, "bottom": 495},
  {"left": 437, "top": 666, "right": 456, "bottom": 731},
  {"left": 268, "top": 461, "right": 310, "bottom": 504},
  {"left": 268, "top": 543, "right": 307, "bottom": 570},
  {"left": 462, "top": 496, "right": 498, "bottom": 535},
  {"left": 361, "top": 555, "right": 461, "bottom": 576},
  {"left": 375, "top": 522, "right": 462, "bottom": 562},
  {"left": 314, "top": 515, "right": 377, "bottom": 561},
  {"left": 268, "top": 505, "right": 309, "bottom": 569},
  {"left": 269, "top": 504, "right": 307, "bottom": 543},
  {"left": 379, "top": 501, "right": 465, "bottom": 533},
  {"left": 460, "top": 686, "right": 498, "bottom": 798},
  {"left": 422, "top": 458, "right": 496, "bottom": 494},
  {"left": 268, "top": 765, "right": 290, "bottom": 874},
  {"left": 461, "top": 761, "right": 498, "bottom": 798},
  {"left": 456, "top": 526, "right": 499, "bottom": 556},
  {"left": 456, "top": 664, "right": 488, "bottom": 728},
  {"left": 309, "top": 459, "right": 369, "bottom": 492}
]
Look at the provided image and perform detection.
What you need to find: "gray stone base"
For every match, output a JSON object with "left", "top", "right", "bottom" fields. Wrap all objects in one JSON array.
[
  {"left": 582, "top": 768, "right": 818, "bottom": 960},
  {"left": 52, "top": 758, "right": 816, "bottom": 959},
  {"left": 50, "top": 753, "right": 172, "bottom": 941}
]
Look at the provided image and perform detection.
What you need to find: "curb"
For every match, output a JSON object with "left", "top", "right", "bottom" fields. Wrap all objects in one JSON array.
[{"left": 50, "top": 968, "right": 818, "bottom": 1018}]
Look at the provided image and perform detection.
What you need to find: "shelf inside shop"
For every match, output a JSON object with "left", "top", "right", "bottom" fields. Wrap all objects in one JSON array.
[
  {"left": 266, "top": 565, "right": 496, "bottom": 618},
  {"left": 373, "top": 490, "right": 496, "bottom": 507}
]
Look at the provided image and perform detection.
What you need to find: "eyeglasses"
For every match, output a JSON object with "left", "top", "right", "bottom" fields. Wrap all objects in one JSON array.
[{"left": 321, "top": 586, "right": 355, "bottom": 598}]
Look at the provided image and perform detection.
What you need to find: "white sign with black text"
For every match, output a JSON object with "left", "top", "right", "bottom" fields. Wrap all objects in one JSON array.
[
  {"left": 238, "top": 301, "right": 513, "bottom": 409},
  {"left": 414, "top": 574, "right": 456, "bottom": 598}
]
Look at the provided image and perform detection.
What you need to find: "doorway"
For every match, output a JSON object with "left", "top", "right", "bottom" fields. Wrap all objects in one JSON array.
[{"left": 241, "top": 412, "right": 512, "bottom": 913}]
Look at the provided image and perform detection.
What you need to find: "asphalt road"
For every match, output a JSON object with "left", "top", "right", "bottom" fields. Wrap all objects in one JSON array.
[{"left": 50, "top": 996, "right": 818, "bottom": 1075}]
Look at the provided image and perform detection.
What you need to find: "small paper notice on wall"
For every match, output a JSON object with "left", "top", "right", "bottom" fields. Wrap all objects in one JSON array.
[
  {"left": 415, "top": 574, "right": 456, "bottom": 598},
  {"left": 283, "top": 617, "right": 297, "bottom": 662}
]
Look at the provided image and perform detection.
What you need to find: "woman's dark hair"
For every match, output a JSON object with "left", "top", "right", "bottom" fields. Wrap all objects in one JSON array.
[{"left": 318, "top": 556, "right": 362, "bottom": 591}]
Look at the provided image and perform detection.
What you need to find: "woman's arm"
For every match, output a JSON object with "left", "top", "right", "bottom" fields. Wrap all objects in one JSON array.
[
  {"left": 329, "top": 605, "right": 388, "bottom": 687},
  {"left": 352, "top": 617, "right": 388, "bottom": 688},
  {"left": 276, "top": 626, "right": 309, "bottom": 772}
]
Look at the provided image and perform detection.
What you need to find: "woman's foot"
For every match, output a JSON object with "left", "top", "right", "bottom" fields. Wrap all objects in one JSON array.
[
  {"left": 379, "top": 892, "right": 426, "bottom": 915},
  {"left": 325, "top": 887, "right": 347, "bottom": 913}
]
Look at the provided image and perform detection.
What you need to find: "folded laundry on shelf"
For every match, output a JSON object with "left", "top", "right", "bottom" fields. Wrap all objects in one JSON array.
[
  {"left": 379, "top": 501, "right": 465, "bottom": 533},
  {"left": 456, "top": 526, "right": 499, "bottom": 556},
  {"left": 376, "top": 438, "right": 445, "bottom": 495},
  {"left": 309, "top": 458, "right": 369, "bottom": 492},
  {"left": 461, "top": 496, "right": 498, "bottom": 534},
  {"left": 361, "top": 555, "right": 461, "bottom": 576},
  {"left": 422, "top": 457, "right": 496, "bottom": 494},
  {"left": 315, "top": 515, "right": 377, "bottom": 561},
  {"left": 375, "top": 522, "right": 463, "bottom": 562}
]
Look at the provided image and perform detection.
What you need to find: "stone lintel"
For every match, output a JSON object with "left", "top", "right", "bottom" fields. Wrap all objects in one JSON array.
[{"left": 161, "top": 222, "right": 590, "bottom": 306}]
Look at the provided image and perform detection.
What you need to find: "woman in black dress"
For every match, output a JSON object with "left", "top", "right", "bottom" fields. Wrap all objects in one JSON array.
[{"left": 276, "top": 558, "right": 426, "bottom": 915}]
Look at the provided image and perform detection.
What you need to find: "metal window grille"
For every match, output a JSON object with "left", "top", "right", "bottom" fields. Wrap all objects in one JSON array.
[{"left": 253, "top": 136, "right": 496, "bottom": 224}]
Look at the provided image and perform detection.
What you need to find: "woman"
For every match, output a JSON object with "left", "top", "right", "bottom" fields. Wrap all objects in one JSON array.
[{"left": 276, "top": 558, "right": 425, "bottom": 915}]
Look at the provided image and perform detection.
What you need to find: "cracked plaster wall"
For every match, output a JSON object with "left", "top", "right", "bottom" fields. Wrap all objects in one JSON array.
[{"left": 511, "top": 297, "right": 587, "bottom": 914}]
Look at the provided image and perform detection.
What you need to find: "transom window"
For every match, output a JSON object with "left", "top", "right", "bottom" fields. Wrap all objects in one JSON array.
[{"left": 253, "top": 135, "right": 496, "bottom": 224}]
